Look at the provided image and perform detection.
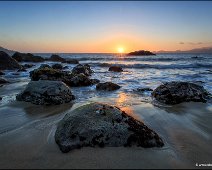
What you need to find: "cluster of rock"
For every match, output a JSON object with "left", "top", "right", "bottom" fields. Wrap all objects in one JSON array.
[
  {"left": 46, "top": 54, "right": 79, "bottom": 64},
  {"left": 12, "top": 52, "right": 45, "bottom": 62},
  {"left": 16, "top": 63, "right": 102, "bottom": 105},
  {"left": 127, "top": 50, "right": 156, "bottom": 56},
  {"left": 55, "top": 102, "right": 164, "bottom": 153},
  {"left": 0, "top": 51, "right": 79, "bottom": 71},
  {"left": 29, "top": 64, "right": 99, "bottom": 87}
]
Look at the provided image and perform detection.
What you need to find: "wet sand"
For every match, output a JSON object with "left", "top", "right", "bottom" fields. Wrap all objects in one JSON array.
[{"left": 0, "top": 98, "right": 212, "bottom": 169}]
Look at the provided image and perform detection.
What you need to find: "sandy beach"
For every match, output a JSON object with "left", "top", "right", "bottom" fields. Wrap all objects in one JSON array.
[{"left": 0, "top": 94, "right": 211, "bottom": 169}]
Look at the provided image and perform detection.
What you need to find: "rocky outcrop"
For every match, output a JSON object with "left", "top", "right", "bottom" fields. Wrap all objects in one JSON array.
[
  {"left": 108, "top": 66, "right": 123, "bottom": 72},
  {"left": 52, "top": 63, "right": 63, "bottom": 70},
  {"left": 48, "top": 54, "right": 65, "bottom": 62},
  {"left": 0, "top": 77, "right": 9, "bottom": 84},
  {"left": 55, "top": 102, "right": 164, "bottom": 153},
  {"left": 16, "top": 80, "right": 75, "bottom": 105},
  {"left": 96, "top": 82, "right": 121, "bottom": 91},
  {"left": 152, "top": 81, "right": 211, "bottom": 105},
  {"left": 12, "top": 52, "right": 45, "bottom": 62},
  {"left": 0, "top": 51, "right": 22, "bottom": 70},
  {"left": 30, "top": 67, "right": 99, "bottom": 87},
  {"left": 71, "top": 64, "right": 93, "bottom": 76},
  {"left": 127, "top": 50, "right": 156, "bottom": 56}
]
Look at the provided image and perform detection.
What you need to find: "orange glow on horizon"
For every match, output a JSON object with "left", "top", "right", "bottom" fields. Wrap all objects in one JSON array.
[{"left": 3, "top": 31, "right": 208, "bottom": 53}]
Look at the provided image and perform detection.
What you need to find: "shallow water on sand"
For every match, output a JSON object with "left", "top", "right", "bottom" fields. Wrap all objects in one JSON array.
[{"left": 0, "top": 54, "right": 212, "bottom": 168}]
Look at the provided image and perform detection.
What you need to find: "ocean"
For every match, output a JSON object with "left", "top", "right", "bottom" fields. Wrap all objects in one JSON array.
[{"left": 0, "top": 53, "right": 212, "bottom": 168}]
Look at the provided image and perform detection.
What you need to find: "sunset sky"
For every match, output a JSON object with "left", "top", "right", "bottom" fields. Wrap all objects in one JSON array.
[{"left": 0, "top": 1, "right": 212, "bottom": 53}]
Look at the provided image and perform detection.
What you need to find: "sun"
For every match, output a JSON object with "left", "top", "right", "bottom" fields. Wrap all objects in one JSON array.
[{"left": 117, "top": 47, "right": 124, "bottom": 53}]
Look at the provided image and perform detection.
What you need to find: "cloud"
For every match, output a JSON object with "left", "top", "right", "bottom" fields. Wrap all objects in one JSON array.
[
  {"left": 188, "top": 42, "right": 203, "bottom": 45},
  {"left": 179, "top": 42, "right": 212, "bottom": 45}
]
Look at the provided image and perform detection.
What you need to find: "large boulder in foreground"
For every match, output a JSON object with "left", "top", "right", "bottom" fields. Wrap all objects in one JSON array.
[
  {"left": 48, "top": 54, "right": 65, "bottom": 62},
  {"left": 108, "top": 66, "right": 123, "bottom": 72},
  {"left": 152, "top": 81, "right": 211, "bottom": 105},
  {"left": 127, "top": 50, "right": 156, "bottom": 56},
  {"left": 12, "top": 52, "right": 45, "bottom": 62},
  {"left": 55, "top": 102, "right": 164, "bottom": 153},
  {"left": 16, "top": 80, "right": 75, "bottom": 105},
  {"left": 96, "top": 82, "right": 121, "bottom": 91},
  {"left": 0, "top": 51, "right": 22, "bottom": 70},
  {"left": 71, "top": 64, "right": 93, "bottom": 76}
]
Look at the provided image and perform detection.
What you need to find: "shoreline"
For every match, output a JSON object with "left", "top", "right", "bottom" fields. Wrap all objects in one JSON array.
[
  {"left": 0, "top": 99, "right": 211, "bottom": 169},
  {"left": 0, "top": 53, "right": 212, "bottom": 169}
]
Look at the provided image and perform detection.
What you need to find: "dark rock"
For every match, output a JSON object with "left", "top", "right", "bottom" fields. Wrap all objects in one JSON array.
[
  {"left": 16, "top": 80, "right": 75, "bottom": 105},
  {"left": 0, "top": 96, "right": 2, "bottom": 100},
  {"left": 127, "top": 50, "right": 156, "bottom": 56},
  {"left": 48, "top": 54, "right": 65, "bottom": 62},
  {"left": 22, "top": 64, "right": 35, "bottom": 69},
  {"left": 30, "top": 67, "right": 98, "bottom": 87},
  {"left": 96, "top": 82, "right": 121, "bottom": 91},
  {"left": 0, "top": 51, "right": 22, "bottom": 70},
  {"left": 152, "top": 81, "right": 211, "bottom": 105},
  {"left": 55, "top": 103, "right": 164, "bottom": 153},
  {"left": 63, "top": 59, "right": 79, "bottom": 64},
  {"left": 108, "top": 66, "right": 123, "bottom": 72},
  {"left": 30, "top": 67, "right": 69, "bottom": 81},
  {"left": 52, "top": 63, "right": 63, "bottom": 70},
  {"left": 0, "top": 71, "right": 5, "bottom": 75},
  {"left": 69, "top": 73, "right": 99, "bottom": 87},
  {"left": 0, "top": 77, "right": 9, "bottom": 84},
  {"left": 71, "top": 64, "right": 93, "bottom": 76},
  {"left": 12, "top": 52, "right": 45, "bottom": 62}
]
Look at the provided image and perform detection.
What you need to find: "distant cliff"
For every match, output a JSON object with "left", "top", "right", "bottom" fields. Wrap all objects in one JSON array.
[{"left": 155, "top": 47, "right": 212, "bottom": 54}]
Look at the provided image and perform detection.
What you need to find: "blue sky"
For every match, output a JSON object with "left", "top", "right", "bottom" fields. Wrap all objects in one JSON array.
[{"left": 0, "top": 1, "right": 212, "bottom": 53}]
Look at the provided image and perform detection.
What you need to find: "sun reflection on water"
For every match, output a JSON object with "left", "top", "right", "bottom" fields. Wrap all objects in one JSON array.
[{"left": 115, "top": 92, "right": 140, "bottom": 120}]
